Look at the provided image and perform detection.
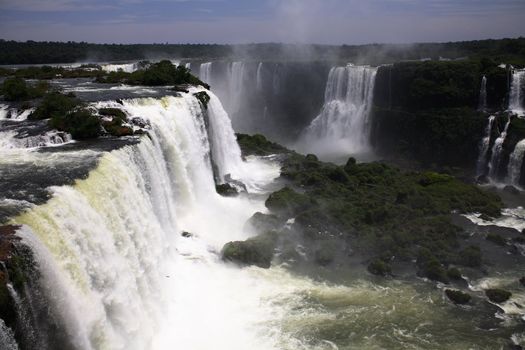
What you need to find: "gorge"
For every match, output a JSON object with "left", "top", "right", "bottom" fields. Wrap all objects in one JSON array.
[{"left": 1, "top": 41, "right": 525, "bottom": 350}]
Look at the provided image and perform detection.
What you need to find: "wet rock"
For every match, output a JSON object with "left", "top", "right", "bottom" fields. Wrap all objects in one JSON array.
[
  {"left": 486, "top": 233, "right": 507, "bottom": 246},
  {"left": 485, "top": 288, "right": 512, "bottom": 303},
  {"left": 222, "top": 231, "right": 278, "bottom": 268},
  {"left": 245, "top": 212, "right": 285, "bottom": 233},
  {"left": 479, "top": 213, "right": 494, "bottom": 221},
  {"left": 503, "top": 185, "right": 521, "bottom": 195},
  {"left": 181, "top": 231, "right": 193, "bottom": 238},
  {"left": 131, "top": 117, "right": 149, "bottom": 129},
  {"left": 216, "top": 183, "right": 238, "bottom": 197},
  {"left": 445, "top": 289, "right": 471, "bottom": 304},
  {"left": 519, "top": 276, "right": 525, "bottom": 287}
]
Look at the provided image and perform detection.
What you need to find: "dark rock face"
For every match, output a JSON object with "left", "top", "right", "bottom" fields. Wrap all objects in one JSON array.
[
  {"left": 215, "top": 183, "right": 238, "bottom": 197},
  {"left": 445, "top": 289, "right": 472, "bottom": 304},
  {"left": 222, "top": 232, "right": 278, "bottom": 269},
  {"left": 485, "top": 288, "right": 512, "bottom": 303}
]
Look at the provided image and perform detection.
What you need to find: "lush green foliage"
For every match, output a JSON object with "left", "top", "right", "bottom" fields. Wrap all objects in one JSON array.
[
  {"left": 222, "top": 231, "right": 278, "bottom": 268},
  {"left": 230, "top": 145, "right": 502, "bottom": 278},
  {"left": 1, "top": 38, "right": 524, "bottom": 66},
  {"left": 50, "top": 108, "right": 102, "bottom": 139},
  {"left": 235, "top": 133, "right": 290, "bottom": 156},
  {"left": 0, "top": 78, "right": 50, "bottom": 101},
  {"left": 96, "top": 60, "right": 207, "bottom": 87},
  {"left": 371, "top": 107, "right": 487, "bottom": 168},
  {"left": 30, "top": 91, "right": 81, "bottom": 120}
]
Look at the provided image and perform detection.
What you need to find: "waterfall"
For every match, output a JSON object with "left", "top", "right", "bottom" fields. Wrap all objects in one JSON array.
[
  {"left": 256, "top": 62, "right": 263, "bottom": 91},
  {"left": 478, "top": 76, "right": 487, "bottom": 111},
  {"left": 100, "top": 63, "right": 138, "bottom": 73},
  {"left": 509, "top": 69, "right": 525, "bottom": 116},
  {"left": 185, "top": 62, "right": 191, "bottom": 70},
  {"left": 199, "top": 62, "right": 212, "bottom": 84},
  {"left": 8, "top": 90, "right": 282, "bottom": 349},
  {"left": 229, "top": 62, "right": 246, "bottom": 115},
  {"left": 0, "top": 319, "right": 18, "bottom": 350},
  {"left": 507, "top": 139, "right": 525, "bottom": 186},
  {"left": 488, "top": 116, "right": 512, "bottom": 179},
  {"left": 296, "top": 64, "right": 377, "bottom": 158},
  {"left": 476, "top": 115, "right": 495, "bottom": 177}
]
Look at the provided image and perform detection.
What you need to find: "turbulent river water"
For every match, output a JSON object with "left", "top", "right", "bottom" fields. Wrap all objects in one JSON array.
[{"left": 0, "top": 78, "right": 525, "bottom": 349}]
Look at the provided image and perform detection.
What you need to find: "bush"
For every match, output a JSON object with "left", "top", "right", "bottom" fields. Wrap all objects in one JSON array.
[
  {"left": 30, "top": 91, "right": 81, "bottom": 120},
  {"left": 368, "top": 258, "right": 392, "bottom": 276},
  {"left": 50, "top": 108, "right": 101, "bottom": 139},
  {"left": 1, "top": 77, "right": 29, "bottom": 101}
]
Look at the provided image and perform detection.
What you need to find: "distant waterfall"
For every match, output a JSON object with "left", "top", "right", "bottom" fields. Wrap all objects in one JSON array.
[
  {"left": 228, "top": 62, "right": 246, "bottom": 114},
  {"left": 296, "top": 64, "right": 377, "bottom": 159},
  {"left": 509, "top": 69, "right": 525, "bottom": 116},
  {"left": 256, "top": 62, "right": 263, "bottom": 91},
  {"left": 476, "top": 115, "right": 495, "bottom": 177},
  {"left": 478, "top": 76, "right": 487, "bottom": 111},
  {"left": 199, "top": 62, "right": 213, "bottom": 84},
  {"left": 9, "top": 90, "right": 281, "bottom": 349},
  {"left": 185, "top": 62, "right": 191, "bottom": 70},
  {"left": 507, "top": 139, "right": 525, "bottom": 186},
  {"left": 488, "top": 117, "right": 512, "bottom": 179}
]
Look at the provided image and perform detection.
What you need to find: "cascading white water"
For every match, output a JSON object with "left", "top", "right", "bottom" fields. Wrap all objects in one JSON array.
[
  {"left": 0, "top": 130, "right": 72, "bottom": 149},
  {"left": 199, "top": 62, "right": 212, "bottom": 84},
  {"left": 100, "top": 63, "right": 138, "bottom": 73},
  {"left": 185, "top": 62, "right": 191, "bottom": 70},
  {"left": 488, "top": 117, "right": 512, "bottom": 179},
  {"left": 509, "top": 69, "right": 525, "bottom": 116},
  {"left": 256, "top": 62, "right": 264, "bottom": 91},
  {"left": 10, "top": 91, "right": 287, "bottom": 350},
  {"left": 478, "top": 75, "right": 487, "bottom": 111},
  {"left": 228, "top": 62, "right": 246, "bottom": 115},
  {"left": 296, "top": 64, "right": 377, "bottom": 159},
  {"left": 0, "top": 319, "right": 18, "bottom": 350},
  {"left": 0, "top": 104, "right": 9, "bottom": 120},
  {"left": 477, "top": 115, "right": 496, "bottom": 177},
  {"left": 507, "top": 139, "right": 525, "bottom": 186}
]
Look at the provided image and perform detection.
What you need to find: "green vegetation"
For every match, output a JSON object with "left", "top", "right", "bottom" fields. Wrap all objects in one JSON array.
[
  {"left": 29, "top": 91, "right": 81, "bottom": 120},
  {"left": 0, "top": 77, "right": 50, "bottom": 101},
  {"left": 1, "top": 38, "right": 524, "bottom": 66},
  {"left": 236, "top": 133, "right": 290, "bottom": 156},
  {"left": 224, "top": 136, "right": 502, "bottom": 281},
  {"left": 370, "top": 58, "right": 516, "bottom": 170},
  {"left": 96, "top": 60, "right": 207, "bottom": 87},
  {"left": 367, "top": 258, "right": 392, "bottom": 276},
  {"left": 222, "top": 231, "right": 278, "bottom": 268},
  {"left": 49, "top": 108, "right": 101, "bottom": 139},
  {"left": 193, "top": 91, "right": 210, "bottom": 109}
]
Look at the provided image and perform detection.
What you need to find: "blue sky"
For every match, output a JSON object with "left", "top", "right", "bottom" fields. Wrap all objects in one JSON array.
[{"left": 0, "top": 0, "right": 524, "bottom": 44}]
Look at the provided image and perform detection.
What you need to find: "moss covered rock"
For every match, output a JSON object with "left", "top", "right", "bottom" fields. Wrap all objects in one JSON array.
[
  {"left": 485, "top": 289, "right": 512, "bottom": 303},
  {"left": 222, "top": 231, "right": 278, "bottom": 268},
  {"left": 445, "top": 289, "right": 472, "bottom": 304}
]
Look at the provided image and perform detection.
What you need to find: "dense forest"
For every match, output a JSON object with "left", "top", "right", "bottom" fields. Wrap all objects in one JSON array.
[{"left": 0, "top": 37, "right": 524, "bottom": 65}]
